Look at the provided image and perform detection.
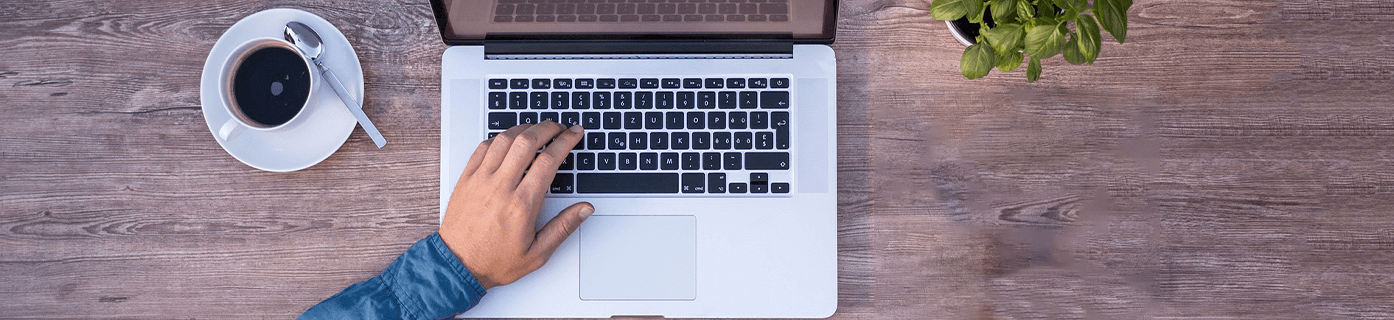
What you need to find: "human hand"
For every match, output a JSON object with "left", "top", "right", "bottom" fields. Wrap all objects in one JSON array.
[{"left": 440, "top": 121, "right": 592, "bottom": 289}]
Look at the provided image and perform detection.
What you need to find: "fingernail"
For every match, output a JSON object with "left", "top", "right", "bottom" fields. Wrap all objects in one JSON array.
[
  {"left": 579, "top": 204, "right": 594, "bottom": 219},
  {"left": 569, "top": 125, "right": 583, "bottom": 133}
]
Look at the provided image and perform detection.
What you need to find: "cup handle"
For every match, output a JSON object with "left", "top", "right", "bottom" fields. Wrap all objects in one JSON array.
[{"left": 218, "top": 118, "right": 245, "bottom": 141}]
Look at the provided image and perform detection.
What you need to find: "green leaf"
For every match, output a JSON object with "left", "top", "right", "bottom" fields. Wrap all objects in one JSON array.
[
  {"left": 981, "top": 23, "right": 1025, "bottom": 56},
  {"left": 968, "top": 0, "right": 987, "bottom": 24},
  {"left": 1024, "top": 23, "right": 1067, "bottom": 59},
  {"left": 1063, "top": 35, "right": 1086, "bottom": 64},
  {"left": 1015, "top": 0, "right": 1035, "bottom": 20},
  {"left": 1095, "top": 0, "right": 1131, "bottom": 43},
  {"left": 1027, "top": 57, "right": 1042, "bottom": 82},
  {"left": 997, "top": 50, "right": 1024, "bottom": 72},
  {"left": 1077, "top": 14, "right": 1102, "bottom": 64},
  {"left": 961, "top": 42, "right": 997, "bottom": 79},
  {"left": 931, "top": 0, "right": 973, "bottom": 21},
  {"left": 990, "top": 0, "right": 1016, "bottom": 23},
  {"left": 1037, "top": 0, "right": 1057, "bottom": 18},
  {"left": 1053, "top": 0, "right": 1086, "bottom": 12}
]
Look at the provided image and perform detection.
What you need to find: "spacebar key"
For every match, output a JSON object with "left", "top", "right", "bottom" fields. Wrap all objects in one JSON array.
[{"left": 576, "top": 173, "right": 680, "bottom": 193}]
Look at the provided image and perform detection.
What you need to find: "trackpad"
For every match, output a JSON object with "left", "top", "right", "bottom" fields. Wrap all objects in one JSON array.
[{"left": 580, "top": 215, "right": 696, "bottom": 301}]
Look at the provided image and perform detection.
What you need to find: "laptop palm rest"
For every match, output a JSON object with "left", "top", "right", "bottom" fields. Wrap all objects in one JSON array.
[{"left": 579, "top": 215, "right": 696, "bottom": 301}]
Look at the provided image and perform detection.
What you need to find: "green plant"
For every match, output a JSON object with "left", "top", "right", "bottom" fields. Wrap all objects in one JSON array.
[{"left": 930, "top": 0, "right": 1132, "bottom": 82}]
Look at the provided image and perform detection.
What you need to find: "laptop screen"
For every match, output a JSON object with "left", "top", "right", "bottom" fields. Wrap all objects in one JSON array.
[{"left": 429, "top": 0, "right": 837, "bottom": 44}]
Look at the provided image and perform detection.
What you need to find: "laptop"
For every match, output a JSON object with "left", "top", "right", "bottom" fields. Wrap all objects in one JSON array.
[{"left": 430, "top": 0, "right": 838, "bottom": 317}]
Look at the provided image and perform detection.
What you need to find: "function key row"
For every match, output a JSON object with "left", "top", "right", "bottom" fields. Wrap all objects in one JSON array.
[
  {"left": 487, "top": 91, "right": 789, "bottom": 110},
  {"left": 488, "top": 77, "right": 790, "bottom": 90}
]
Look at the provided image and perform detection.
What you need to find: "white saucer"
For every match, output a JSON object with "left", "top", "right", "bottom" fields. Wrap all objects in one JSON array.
[{"left": 200, "top": 8, "right": 361, "bottom": 172}]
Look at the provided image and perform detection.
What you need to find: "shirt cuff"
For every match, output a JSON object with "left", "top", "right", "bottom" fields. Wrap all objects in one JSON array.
[{"left": 379, "top": 233, "right": 488, "bottom": 319}]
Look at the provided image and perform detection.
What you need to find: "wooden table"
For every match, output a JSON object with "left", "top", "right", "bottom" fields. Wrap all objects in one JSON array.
[{"left": 4, "top": 0, "right": 1393, "bottom": 318}]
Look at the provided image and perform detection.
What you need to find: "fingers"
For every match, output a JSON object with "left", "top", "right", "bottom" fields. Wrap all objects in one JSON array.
[
  {"left": 460, "top": 139, "right": 492, "bottom": 179},
  {"left": 527, "top": 202, "right": 594, "bottom": 263},
  {"left": 478, "top": 124, "right": 533, "bottom": 174},
  {"left": 494, "top": 122, "right": 567, "bottom": 183},
  {"left": 517, "top": 125, "right": 584, "bottom": 198}
]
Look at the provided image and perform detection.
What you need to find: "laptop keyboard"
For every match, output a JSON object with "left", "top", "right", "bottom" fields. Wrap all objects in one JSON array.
[
  {"left": 493, "top": 0, "right": 791, "bottom": 23},
  {"left": 485, "top": 76, "right": 792, "bottom": 195}
]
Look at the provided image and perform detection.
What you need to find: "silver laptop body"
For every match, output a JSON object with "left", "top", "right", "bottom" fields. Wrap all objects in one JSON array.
[{"left": 433, "top": 0, "right": 838, "bottom": 317}]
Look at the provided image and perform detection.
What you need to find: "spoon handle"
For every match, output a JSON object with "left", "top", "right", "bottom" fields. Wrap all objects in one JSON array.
[{"left": 318, "top": 61, "right": 387, "bottom": 148}]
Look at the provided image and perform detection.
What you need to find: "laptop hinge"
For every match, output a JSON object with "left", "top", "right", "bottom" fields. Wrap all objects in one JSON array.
[{"left": 484, "top": 40, "right": 793, "bottom": 59}]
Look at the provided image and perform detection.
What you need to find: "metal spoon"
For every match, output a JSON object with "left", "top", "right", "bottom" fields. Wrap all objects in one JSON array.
[{"left": 285, "top": 21, "right": 386, "bottom": 148}]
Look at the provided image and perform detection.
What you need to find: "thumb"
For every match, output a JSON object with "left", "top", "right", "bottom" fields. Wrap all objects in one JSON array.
[{"left": 528, "top": 202, "right": 594, "bottom": 261}]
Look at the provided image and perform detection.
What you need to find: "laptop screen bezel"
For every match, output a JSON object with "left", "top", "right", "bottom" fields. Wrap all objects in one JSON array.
[{"left": 428, "top": 0, "right": 838, "bottom": 45}]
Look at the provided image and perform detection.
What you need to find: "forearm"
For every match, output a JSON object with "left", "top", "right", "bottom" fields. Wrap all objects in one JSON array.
[{"left": 298, "top": 233, "right": 488, "bottom": 320}]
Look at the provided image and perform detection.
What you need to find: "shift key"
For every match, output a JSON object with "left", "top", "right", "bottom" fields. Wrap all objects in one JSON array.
[{"left": 745, "top": 152, "right": 789, "bottom": 170}]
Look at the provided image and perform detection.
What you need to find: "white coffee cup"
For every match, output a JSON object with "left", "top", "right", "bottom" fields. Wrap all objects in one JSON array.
[{"left": 217, "top": 37, "right": 319, "bottom": 141}]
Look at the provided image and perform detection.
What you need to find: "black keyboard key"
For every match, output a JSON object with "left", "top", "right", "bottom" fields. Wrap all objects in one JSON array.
[
  {"left": 713, "top": 131, "right": 732, "bottom": 149},
  {"left": 510, "top": 92, "right": 528, "bottom": 109},
  {"left": 692, "top": 132, "right": 711, "bottom": 149},
  {"left": 708, "top": 173, "right": 727, "bottom": 193},
  {"left": 682, "top": 78, "right": 702, "bottom": 89},
  {"left": 607, "top": 132, "right": 627, "bottom": 149},
  {"left": 581, "top": 112, "right": 602, "bottom": 129},
  {"left": 748, "top": 78, "right": 768, "bottom": 88},
  {"left": 738, "top": 91, "right": 758, "bottom": 109},
  {"left": 751, "top": 111, "right": 768, "bottom": 129},
  {"left": 624, "top": 112, "right": 643, "bottom": 129},
  {"left": 726, "top": 78, "right": 745, "bottom": 88},
  {"left": 656, "top": 92, "right": 675, "bottom": 109},
  {"left": 666, "top": 112, "right": 685, "bottom": 129},
  {"left": 533, "top": 78, "right": 552, "bottom": 89},
  {"left": 772, "top": 111, "right": 789, "bottom": 149},
  {"left": 745, "top": 152, "right": 789, "bottom": 170},
  {"left": 577, "top": 173, "right": 679, "bottom": 193},
  {"left": 598, "top": 153, "right": 617, "bottom": 170},
  {"left": 554, "top": 78, "right": 573, "bottom": 89},
  {"left": 488, "top": 113, "right": 517, "bottom": 129},
  {"left": 760, "top": 91, "right": 789, "bottom": 109},
  {"left": 489, "top": 92, "right": 507, "bottom": 109},
  {"left": 661, "top": 152, "right": 679, "bottom": 170},
  {"left": 603, "top": 112, "right": 622, "bottom": 129},
  {"left": 681, "top": 173, "right": 705, "bottom": 193},
  {"left": 751, "top": 184, "right": 768, "bottom": 193},
  {"left": 618, "top": 153, "right": 638, "bottom": 170},
  {"left": 697, "top": 91, "right": 716, "bottom": 109},
  {"left": 559, "top": 153, "right": 575, "bottom": 170},
  {"left": 760, "top": 3, "right": 787, "bottom": 14},
  {"left": 645, "top": 112, "right": 664, "bottom": 129},
  {"left": 771, "top": 78, "right": 790, "bottom": 88},
  {"left": 640, "top": 152, "right": 659, "bottom": 170},
  {"left": 540, "top": 112, "right": 559, "bottom": 123},
  {"left": 734, "top": 131, "right": 754, "bottom": 149},
  {"left": 650, "top": 132, "right": 669, "bottom": 149},
  {"left": 615, "top": 92, "right": 631, "bottom": 109},
  {"left": 681, "top": 152, "right": 700, "bottom": 170},
  {"left": 510, "top": 78, "right": 530, "bottom": 89},
  {"left": 593, "top": 92, "right": 611, "bottom": 109},
  {"left": 597, "top": 78, "right": 617, "bottom": 89},
  {"left": 756, "top": 131, "right": 774, "bottom": 149},
  {"left": 562, "top": 112, "right": 581, "bottom": 127},
  {"left": 531, "top": 92, "right": 549, "bottom": 109},
  {"left": 708, "top": 112, "right": 727, "bottom": 130},
  {"left": 618, "top": 78, "right": 638, "bottom": 89},
  {"left": 729, "top": 111, "right": 748, "bottom": 129},
  {"left": 702, "top": 152, "right": 721, "bottom": 170},
  {"left": 576, "top": 78, "right": 595, "bottom": 89},
  {"left": 629, "top": 132, "right": 647, "bottom": 150},
  {"left": 705, "top": 78, "right": 724, "bottom": 88},
  {"left": 577, "top": 152, "right": 596, "bottom": 170},
  {"left": 635, "top": 92, "right": 653, "bottom": 109},
  {"left": 550, "top": 173, "right": 574, "bottom": 193},
  {"left": 661, "top": 78, "right": 681, "bottom": 89},
  {"left": 730, "top": 182, "right": 748, "bottom": 193},
  {"left": 679, "top": 3, "right": 696, "bottom": 14},
  {"left": 672, "top": 132, "right": 690, "bottom": 150},
  {"left": 724, "top": 152, "right": 742, "bottom": 169},
  {"left": 640, "top": 78, "right": 660, "bottom": 89},
  {"left": 718, "top": 91, "right": 737, "bottom": 109},
  {"left": 587, "top": 132, "right": 606, "bottom": 150},
  {"left": 751, "top": 172, "right": 769, "bottom": 184},
  {"left": 739, "top": 3, "right": 757, "bottom": 14},
  {"left": 572, "top": 92, "right": 591, "bottom": 109},
  {"left": 552, "top": 92, "right": 569, "bottom": 109},
  {"left": 677, "top": 92, "right": 695, "bottom": 109},
  {"left": 687, "top": 111, "right": 705, "bottom": 129},
  {"left": 772, "top": 182, "right": 790, "bottom": 193},
  {"left": 489, "top": 79, "right": 508, "bottom": 89}
]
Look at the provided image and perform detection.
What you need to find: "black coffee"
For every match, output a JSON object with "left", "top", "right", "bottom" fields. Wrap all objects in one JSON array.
[{"left": 231, "top": 46, "right": 311, "bottom": 127}]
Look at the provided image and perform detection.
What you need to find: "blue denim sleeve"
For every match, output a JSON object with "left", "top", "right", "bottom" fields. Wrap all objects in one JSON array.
[{"left": 298, "top": 233, "right": 488, "bottom": 320}]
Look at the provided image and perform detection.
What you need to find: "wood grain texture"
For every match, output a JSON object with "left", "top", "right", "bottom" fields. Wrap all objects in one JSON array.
[{"left": 3, "top": 0, "right": 1394, "bottom": 318}]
